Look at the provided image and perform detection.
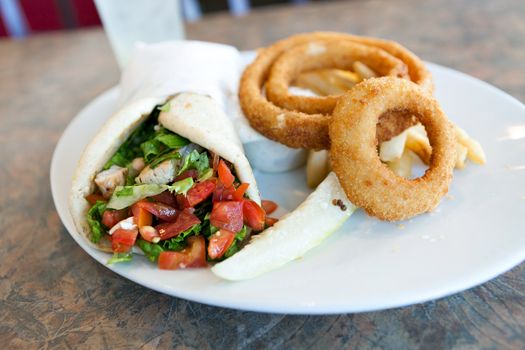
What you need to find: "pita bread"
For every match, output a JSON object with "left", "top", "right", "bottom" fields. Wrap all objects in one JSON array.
[{"left": 69, "top": 92, "right": 260, "bottom": 251}]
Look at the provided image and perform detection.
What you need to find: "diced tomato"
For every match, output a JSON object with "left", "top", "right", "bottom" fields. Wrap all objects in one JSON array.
[
  {"left": 139, "top": 226, "right": 160, "bottom": 243},
  {"left": 210, "top": 201, "right": 244, "bottom": 233},
  {"left": 102, "top": 209, "right": 128, "bottom": 229},
  {"left": 213, "top": 181, "right": 235, "bottom": 202},
  {"left": 232, "top": 183, "right": 250, "bottom": 201},
  {"left": 265, "top": 216, "right": 279, "bottom": 227},
  {"left": 150, "top": 190, "right": 178, "bottom": 208},
  {"left": 156, "top": 209, "right": 201, "bottom": 240},
  {"left": 207, "top": 229, "right": 236, "bottom": 259},
  {"left": 243, "top": 200, "right": 266, "bottom": 232},
  {"left": 158, "top": 236, "right": 207, "bottom": 270},
  {"left": 261, "top": 200, "right": 278, "bottom": 215},
  {"left": 179, "top": 179, "right": 216, "bottom": 208},
  {"left": 174, "top": 169, "right": 198, "bottom": 182},
  {"left": 131, "top": 205, "right": 153, "bottom": 228},
  {"left": 86, "top": 193, "right": 106, "bottom": 205},
  {"left": 217, "top": 159, "right": 235, "bottom": 188},
  {"left": 135, "top": 200, "right": 179, "bottom": 222},
  {"left": 111, "top": 227, "right": 138, "bottom": 253}
]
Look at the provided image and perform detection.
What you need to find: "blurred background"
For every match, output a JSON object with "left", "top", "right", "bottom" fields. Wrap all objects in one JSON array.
[{"left": 0, "top": 0, "right": 316, "bottom": 37}]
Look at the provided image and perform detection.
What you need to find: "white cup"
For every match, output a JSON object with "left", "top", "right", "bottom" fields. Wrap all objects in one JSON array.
[{"left": 95, "top": 0, "right": 185, "bottom": 69}]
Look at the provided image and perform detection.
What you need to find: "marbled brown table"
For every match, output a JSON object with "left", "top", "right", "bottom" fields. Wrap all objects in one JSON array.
[{"left": 1, "top": 0, "right": 524, "bottom": 348}]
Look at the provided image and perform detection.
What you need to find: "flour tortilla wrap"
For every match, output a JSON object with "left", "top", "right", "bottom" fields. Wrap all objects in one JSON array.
[{"left": 69, "top": 92, "right": 261, "bottom": 252}]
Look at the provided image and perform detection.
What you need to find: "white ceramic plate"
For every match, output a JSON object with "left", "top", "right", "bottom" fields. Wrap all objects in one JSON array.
[{"left": 51, "top": 62, "right": 525, "bottom": 314}]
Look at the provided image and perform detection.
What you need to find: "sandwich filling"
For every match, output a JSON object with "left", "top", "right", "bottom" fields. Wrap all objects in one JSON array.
[{"left": 85, "top": 104, "right": 268, "bottom": 269}]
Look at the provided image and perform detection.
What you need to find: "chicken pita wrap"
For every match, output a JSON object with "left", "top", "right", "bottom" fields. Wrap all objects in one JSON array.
[{"left": 69, "top": 92, "right": 265, "bottom": 268}]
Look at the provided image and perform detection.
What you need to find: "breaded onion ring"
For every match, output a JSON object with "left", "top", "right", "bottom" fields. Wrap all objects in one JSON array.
[
  {"left": 239, "top": 32, "right": 432, "bottom": 149},
  {"left": 330, "top": 78, "right": 455, "bottom": 221},
  {"left": 266, "top": 40, "right": 409, "bottom": 115}
]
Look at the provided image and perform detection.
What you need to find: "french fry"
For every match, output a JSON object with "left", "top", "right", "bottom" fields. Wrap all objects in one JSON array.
[
  {"left": 294, "top": 71, "right": 345, "bottom": 95},
  {"left": 306, "top": 150, "right": 331, "bottom": 188},
  {"left": 353, "top": 61, "right": 378, "bottom": 80},
  {"left": 455, "top": 143, "right": 468, "bottom": 169},
  {"left": 387, "top": 150, "right": 414, "bottom": 178},
  {"left": 294, "top": 68, "right": 359, "bottom": 96},
  {"left": 455, "top": 125, "right": 486, "bottom": 164},
  {"left": 405, "top": 124, "right": 432, "bottom": 164},
  {"left": 379, "top": 130, "right": 408, "bottom": 162},
  {"left": 332, "top": 69, "right": 360, "bottom": 88}
]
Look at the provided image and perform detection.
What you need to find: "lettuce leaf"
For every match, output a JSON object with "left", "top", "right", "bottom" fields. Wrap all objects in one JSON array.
[
  {"left": 161, "top": 223, "right": 202, "bottom": 251},
  {"left": 156, "top": 133, "right": 189, "bottom": 149},
  {"left": 141, "top": 139, "right": 164, "bottom": 163},
  {"left": 104, "top": 108, "right": 159, "bottom": 169},
  {"left": 103, "top": 104, "right": 189, "bottom": 170},
  {"left": 107, "top": 252, "right": 133, "bottom": 264},
  {"left": 86, "top": 201, "right": 107, "bottom": 243},
  {"left": 158, "top": 101, "right": 171, "bottom": 112},
  {"left": 224, "top": 226, "right": 248, "bottom": 259},
  {"left": 107, "top": 178, "right": 194, "bottom": 210},
  {"left": 141, "top": 127, "right": 189, "bottom": 163},
  {"left": 148, "top": 151, "right": 181, "bottom": 169},
  {"left": 137, "top": 239, "right": 165, "bottom": 262},
  {"left": 178, "top": 150, "right": 210, "bottom": 177}
]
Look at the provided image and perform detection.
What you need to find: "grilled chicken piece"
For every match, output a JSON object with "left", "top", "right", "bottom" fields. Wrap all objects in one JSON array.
[
  {"left": 136, "top": 159, "right": 181, "bottom": 185},
  {"left": 94, "top": 165, "right": 128, "bottom": 198},
  {"left": 127, "top": 157, "right": 146, "bottom": 178}
]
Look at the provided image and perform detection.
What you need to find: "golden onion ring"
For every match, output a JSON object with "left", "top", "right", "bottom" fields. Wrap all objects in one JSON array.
[
  {"left": 239, "top": 32, "right": 433, "bottom": 149},
  {"left": 330, "top": 78, "right": 455, "bottom": 221},
  {"left": 265, "top": 40, "right": 409, "bottom": 115}
]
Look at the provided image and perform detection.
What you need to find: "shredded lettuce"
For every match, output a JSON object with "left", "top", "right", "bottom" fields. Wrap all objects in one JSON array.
[
  {"left": 148, "top": 151, "right": 181, "bottom": 169},
  {"left": 107, "top": 252, "right": 133, "bottom": 264},
  {"left": 107, "top": 178, "right": 194, "bottom": 210},
  {"left": 141, "top": 127, "right": 189, "bottom": 163},
  {"left": 115, "top": 187, "right": 133, "bottom": 197},
  {"left": 104, "top": 104, "right": 189, "bottom": 170},
  {"left": 137, "top": 239, "right": 165, "bottom": 262},
  {"left": 104, "top": 109, "right": 159, "bottom": 169},
  {"left": 158, "top": 101, "right": 171, "bottom": 112},
  {"left": 178, "top": 150, "right": 210, "bottom": 177},
  {"left": 156, "top": 133, "right": 189, "bottom": 149},
  {"left": 161, "top": 223, "right": 202, "bottom": 251},
  {"left": 198, "top": 168, "right": 214, "bottom": 181},
  {"left": 86, "top": 201, "right": 107, "bottom": 243},
  {"left": 141, "top": 139, "right": 164, "bottom": 163},
  {"left": 224, "top": 226, "right": 248, "bottom": 259}
]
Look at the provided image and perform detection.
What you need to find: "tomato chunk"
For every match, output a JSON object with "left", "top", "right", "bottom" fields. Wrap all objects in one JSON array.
[
  {"left": 217, "top": 159, "right": 235, "bottom": 188},
  {"left": 213, "top": 181, "right": 235, "bottom": 202},
  {"left": 156, "top": 209, "right": 201, "bottom": 240},
  {"left": 158, "top": 236, "right": 207, "bottom": 269},
  {"left": 243, "top": 200, "right": 266, "bottom": 232},
  {"left": 150, "top": 190, "right": 178, "bottom": 208},
  {"left": 261, "top": 200, "right": 278, "bottom": 215},
  {"left": 180, "top": 179, "right": 216, "bottom": 208},
  {"left": 111, "top": 227, "right": 138, "bottom": 253},
  {"left": 265, "top": 216, "right": 279, "bottom": 227},
  {"left": 233, "top": 183, "right": 250, "bottom": 201},
  {"left": 174, "top": 169, "right": 198, "bottom": 182},
  {"left": 208, "top": 229, "right": 236, "bottom": 259},
  {"left": 135, "top": 200, "right": 179, "bottom": 222},
  {"left": 102, "top": 209, "right": 128, "bottom": 229},
  {"left": 86, "top": 194, "right": 106, "bottom": 205},
  {"left": 210, "top": 201, "right": 244, "bottom": 233},
  {"left": 131, "top": 205, "right": 153, "bottom": 228}
]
